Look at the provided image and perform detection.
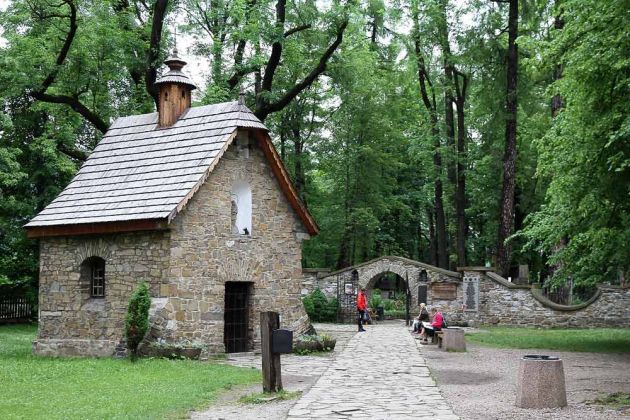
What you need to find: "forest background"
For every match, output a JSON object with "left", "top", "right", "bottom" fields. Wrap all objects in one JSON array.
[{"left": 0, "top": 0, "right": 627, "bottom": 299}]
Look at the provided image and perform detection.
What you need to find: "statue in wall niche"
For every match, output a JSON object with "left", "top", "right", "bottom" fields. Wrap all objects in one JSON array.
[{"left": 230, "top": 196, "right": 239, "bottom": 234}]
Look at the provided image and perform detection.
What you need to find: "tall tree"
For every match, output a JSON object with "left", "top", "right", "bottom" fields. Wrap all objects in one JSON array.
[
  {"left": 412, "top": 1, "right": 448, "bottom": 269},
  {"left": 453, "top": 69, "right": 468, "bottom": 267},
  {"left": 496, "top": 0, "right": 519, "bottom": 276}
]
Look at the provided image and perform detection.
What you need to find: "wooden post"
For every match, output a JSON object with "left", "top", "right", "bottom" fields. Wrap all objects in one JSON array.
[{"left": 260, "top": 311, "right": 282, "bottom": 392}]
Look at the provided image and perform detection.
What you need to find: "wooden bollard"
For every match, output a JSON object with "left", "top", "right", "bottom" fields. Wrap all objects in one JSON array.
[{"left": 260, "top": 311, "right": 283, "bottom": 392}]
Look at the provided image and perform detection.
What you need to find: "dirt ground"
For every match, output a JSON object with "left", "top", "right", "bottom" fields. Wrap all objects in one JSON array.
[
  {"left": 192, "top": 324, "right": 630, "bottom": 420},
  {"left": 421, "top": 339, "right": 630, "bottom": 419}
]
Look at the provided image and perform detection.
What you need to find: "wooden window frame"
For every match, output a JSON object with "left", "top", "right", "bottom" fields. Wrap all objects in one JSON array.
[{"left": 90, "top": 258, "right": 106, "bottom": 298}]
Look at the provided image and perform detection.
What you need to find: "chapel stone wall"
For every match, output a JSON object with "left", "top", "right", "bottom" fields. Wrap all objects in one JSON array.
[
  {"left": 33, "top": 231, "right": 170, "bottom": 356},
  {"left": 150, "top": 130, "right": 312, "bottom": 354}
]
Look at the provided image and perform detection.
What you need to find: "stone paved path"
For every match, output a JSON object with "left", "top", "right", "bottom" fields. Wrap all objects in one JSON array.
[{"left": 286, "top": 324, "right": 459, "bottom": 420}]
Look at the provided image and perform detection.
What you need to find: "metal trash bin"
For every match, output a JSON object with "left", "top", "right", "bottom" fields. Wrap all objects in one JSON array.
[{"left": 515, "top": 355, "right": 567, "bottom": 408}]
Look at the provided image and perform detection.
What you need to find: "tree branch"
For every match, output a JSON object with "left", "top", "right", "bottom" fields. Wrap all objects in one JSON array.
[
  {"left": 225, "top": 0, "right": 258, "bottom": 89},
  {"left": 32, "top": 91, "right": 109, "bottom": 133},
  {"left": 261, "top": 0, "right": 287, "bottom": 93},
  {"left": 255, "top": 19, "right": 348, "bottom": 121},
  {"left": 284, "top": 24, "right": 311, "bottom": 37},
  {"left": 39, "top": 0, "right": 77, "bottom": 91},
  {"left": 145, "top": 0, "right": 169, "bottom": 106},
  {"left": 30, "top": 0, "right": 110, "bottom": 134},
  {"left": 57, "top": 141, "right": 89, "bottom": 161}
]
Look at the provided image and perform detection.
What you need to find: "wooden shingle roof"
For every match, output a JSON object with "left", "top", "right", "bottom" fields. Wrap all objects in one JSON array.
[{"left": 25, "top": 101, "right": 318, "bottom": 237}]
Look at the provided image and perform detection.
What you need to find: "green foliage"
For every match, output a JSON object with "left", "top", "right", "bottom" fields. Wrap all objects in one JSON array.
[
  {"left": 381, "top": 299, "right": 396, "bottom": 311},
  {"left": 301, "top": 289, "right": 337, "bottom": 322},
  {"left": 125, "top": 282, "right": 151, "bottom": 360},
  {"left": 467, "top": 327, "right": 630, "bottom": 353},
  {"left": 383, "top": 309, "right": 407, "bottom": 319},
  {"left": 0, "top": 0, "right": 626, "bottom": 293},
  {"left": 519, "top": 0, "right": 630, "bottom": 287},
  {"left": 588, "top": 392, "right": 630, "bottom": 410},
  {"left": 0, "top": 324, "right": 260, "bottom": 419},
  {"left": 368, "top": 289, "right": 382, "bottom": 309}
]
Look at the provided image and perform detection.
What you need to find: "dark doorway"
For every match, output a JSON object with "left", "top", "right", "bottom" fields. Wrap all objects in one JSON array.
[
  {"left": 224, "top": 282, "right": 251, "bottom": 353},
  {"left": 417, "top": 284, "right": 428, "bottom": 305}
]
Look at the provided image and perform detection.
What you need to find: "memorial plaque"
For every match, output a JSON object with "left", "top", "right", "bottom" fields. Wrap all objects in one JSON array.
[
  {"left": 463, "top": 276, "right": 480, "bottom": 312},
  {"left": 430, "top": 282, "right": 458, "bottom": 300}
]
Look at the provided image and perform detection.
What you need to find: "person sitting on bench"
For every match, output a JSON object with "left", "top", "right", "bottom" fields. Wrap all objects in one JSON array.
[
  {"left": 420, "top": 307, "right": 443, "bottom": 344},
  {"left": 412, "top": 303, "right": 429, "bottom": 333}
]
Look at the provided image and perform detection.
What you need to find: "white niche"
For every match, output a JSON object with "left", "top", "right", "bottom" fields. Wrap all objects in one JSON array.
[{"left": 230, "top": 181, "right": 252, "bottom": 235}]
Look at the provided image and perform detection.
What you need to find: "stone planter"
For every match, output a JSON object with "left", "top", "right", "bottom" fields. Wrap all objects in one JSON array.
[
  {"left": 143, "top": 344, "right": 202, "bottom": 360},
  {"left": 293, "top": 335, "right": 336, "bottom": 353},
  {"left": 515, "top": 355, "right": 567, "bottom": 408},
  {"left": 442, "top": 328, "right": 466, "bottom": 352}
]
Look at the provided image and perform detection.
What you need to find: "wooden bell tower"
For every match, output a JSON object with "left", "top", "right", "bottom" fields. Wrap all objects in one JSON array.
[{"left": 155, "top": 48, "right": 197, "bottom": 127}]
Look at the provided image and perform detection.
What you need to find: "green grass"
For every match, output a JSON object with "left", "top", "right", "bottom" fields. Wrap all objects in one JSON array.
[
  {"left": 0, "top": 324, "right": 261, "bottom": 420},
  {"left": 466, "top": 327, "right": 630, "bottom": 353},
  {"left": 588, "top": 392, "right": 630, "bottom": 409}
]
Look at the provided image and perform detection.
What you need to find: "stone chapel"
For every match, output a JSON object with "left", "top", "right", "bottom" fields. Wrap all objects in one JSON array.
[{"left": 25, "top": 51, "right": 318, "bottom": 357}]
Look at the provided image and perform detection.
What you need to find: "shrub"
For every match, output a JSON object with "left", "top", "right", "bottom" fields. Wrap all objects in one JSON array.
[
  {"left": 302, "top": 289, "right": 337, "bottom": 322},
  {"left": 369, "top": 289, "right": 382, "bottom": 308},
  {"left": 384, "top": 309, "right": 407, "bottom": 319},
  {"left": 125, "top": 282, "right": 151, "bottom": 361},
  {"left": 382, "top": 299, "right": 396, "bottom": 311}
]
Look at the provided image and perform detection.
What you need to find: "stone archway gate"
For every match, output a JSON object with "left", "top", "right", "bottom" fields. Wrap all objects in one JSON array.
[{"left": 318, "top": 256, "right": 461, "bottom": 310}]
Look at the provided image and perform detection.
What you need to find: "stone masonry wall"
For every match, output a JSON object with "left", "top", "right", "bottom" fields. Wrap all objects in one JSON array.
[
  {"left": 151, "top": 130, "right": 311, "bottom": 354},
  {"left": 301, "top": 262, "right": 630, "bottom": 329},
  {"left": 34, "top": 232, "right": 170, "bottom": 356},
  {"left": 302, "top": 257, "right": 462, "bottom": 315},
  {"left": 458, "top": 270, "right": 630, "bottom": 328}
]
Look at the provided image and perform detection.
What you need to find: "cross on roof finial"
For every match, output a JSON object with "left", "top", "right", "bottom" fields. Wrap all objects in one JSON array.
[{"left": 238, "top": 85, "right": 245, "bottom": 105}]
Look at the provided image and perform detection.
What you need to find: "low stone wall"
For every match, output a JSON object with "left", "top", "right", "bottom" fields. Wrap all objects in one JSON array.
[
  {"left": 459, "top": 270, "right": 630, "bottom": 328},
  {"left": 302, "top": 262, "right": 630, "bottom": 329}
]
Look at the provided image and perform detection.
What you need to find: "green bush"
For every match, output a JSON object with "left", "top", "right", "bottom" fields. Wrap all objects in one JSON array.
[
  {"left": 384, "top": 309, "right": 407, "bottom": 319},
  {"left": 382, "top": 299, "right": 396, "bottom": 311},
  {"left": 125, "top": 282, "right": 151, "bottom": 361},
  {"left": 302, "top": 289, "right": 337, "bottom": 322},
  {"left": 368, "top": 289, "right": 382, "bottom": 308}
]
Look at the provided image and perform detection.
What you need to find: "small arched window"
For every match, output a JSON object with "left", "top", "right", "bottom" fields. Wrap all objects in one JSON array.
[
  {"left": 230, "top": 181, "right": 252, "bottom": 235},
  {"left": 81, "top": 257, "right": 106, "bottom": 298}
]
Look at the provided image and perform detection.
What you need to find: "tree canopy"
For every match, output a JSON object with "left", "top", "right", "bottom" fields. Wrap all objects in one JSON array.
[{"left": 0, "top": 0, "right": 627, "bottom": 292}]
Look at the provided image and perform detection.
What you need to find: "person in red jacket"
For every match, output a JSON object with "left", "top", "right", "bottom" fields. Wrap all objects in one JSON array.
[
  {"left": 420, "top": 307, "right": 443, "bottom": 343},
  {"left": 357, "top": 288, "right": 367, "bottom": 332}
]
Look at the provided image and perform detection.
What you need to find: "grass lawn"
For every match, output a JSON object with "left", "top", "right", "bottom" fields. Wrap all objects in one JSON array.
[
  {"left": 466, "top": 327, "right": 630, "bottom": 353},
  {"left": 0, "top": 324, "right": 260, "bottom": 420}
]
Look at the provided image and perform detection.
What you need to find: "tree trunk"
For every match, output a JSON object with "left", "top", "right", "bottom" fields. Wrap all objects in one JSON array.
[
  {"left": 454, "top": 70, "right": 468, "bottom": 268},
  {"left": 496, "top": 0, "right": 519, "bottom": 276},
  {"left": 549, "top": 0, "right": 566, "bottom": 277},
  {"left": 427, "top": 208, "right": 438, "bottom": 267},
  {"left": 292, "top": 127, "right": 306, "bottom": 204},
  {"left": 412, "top": 10, "right": 448, "bottom": 269}
]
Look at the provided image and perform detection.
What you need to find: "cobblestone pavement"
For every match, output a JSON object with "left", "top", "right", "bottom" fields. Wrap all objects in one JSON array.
[{"left": 286, "top": 323, "right": 459, "bottom": 420}]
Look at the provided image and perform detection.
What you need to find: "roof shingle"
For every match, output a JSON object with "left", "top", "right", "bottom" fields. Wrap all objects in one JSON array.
[{"left": 25, "top": 101, "right": 266, "bottom": 228}]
